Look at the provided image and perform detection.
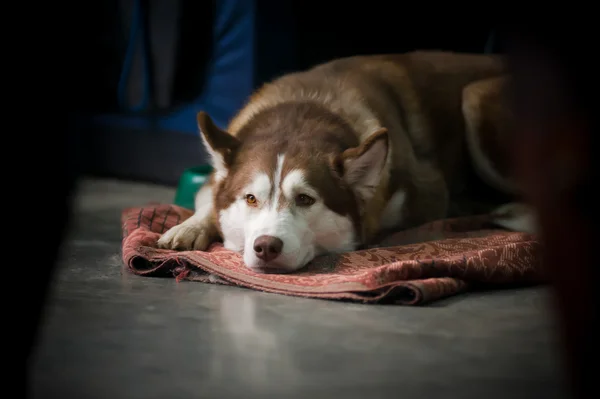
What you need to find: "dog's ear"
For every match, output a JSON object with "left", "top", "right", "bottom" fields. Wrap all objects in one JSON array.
[
  {"left": 338, "top": 128, "right": 389, "bottom": 201},
  {"left": 197, "top": 111, "right": 240, "bottom": 180}
]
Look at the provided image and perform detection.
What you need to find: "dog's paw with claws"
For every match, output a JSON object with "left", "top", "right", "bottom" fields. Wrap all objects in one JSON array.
[{"left": 157, "top": 219, "right": 215, "bottom": 251}]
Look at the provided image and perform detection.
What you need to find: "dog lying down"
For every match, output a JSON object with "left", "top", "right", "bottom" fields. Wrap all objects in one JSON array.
[{"left": 158, "top": 50, "right": 536, "bottom": 274}]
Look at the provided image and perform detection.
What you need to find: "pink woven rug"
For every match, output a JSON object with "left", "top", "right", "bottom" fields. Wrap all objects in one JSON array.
[{"left": 121, "top": 204, "right": 544, "bottom": 305}]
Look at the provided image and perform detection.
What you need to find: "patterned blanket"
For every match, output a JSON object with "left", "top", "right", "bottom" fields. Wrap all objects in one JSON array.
[{"left": 121, "top": 204, "right": 544, "bottom": 305}]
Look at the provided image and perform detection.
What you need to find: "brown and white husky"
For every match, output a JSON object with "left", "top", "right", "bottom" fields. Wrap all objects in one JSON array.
[{"left": 158, "top": 51, "right": 535, "bottom": 273}]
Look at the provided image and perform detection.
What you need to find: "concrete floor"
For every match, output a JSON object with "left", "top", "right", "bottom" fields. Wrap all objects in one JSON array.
[{"left": 31, "top": 178, "right": 568, "bottom": 399}]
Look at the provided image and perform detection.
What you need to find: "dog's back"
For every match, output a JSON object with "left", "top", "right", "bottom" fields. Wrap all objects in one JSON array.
[{"left": 233, "top": 52, "right": 503, "bottom": 172}]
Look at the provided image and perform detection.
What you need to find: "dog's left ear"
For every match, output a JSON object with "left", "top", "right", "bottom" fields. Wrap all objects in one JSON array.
[
  {"left": 197, "top": 111, "right": 240, "bottom": 180},
  {"left": 338, "top": 128, "right": 389, "bottom": 201}
]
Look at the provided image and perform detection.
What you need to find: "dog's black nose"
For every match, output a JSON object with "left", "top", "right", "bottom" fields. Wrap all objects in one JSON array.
[{"left": 253, "top": 235, "right": 283, "bottom": 262}]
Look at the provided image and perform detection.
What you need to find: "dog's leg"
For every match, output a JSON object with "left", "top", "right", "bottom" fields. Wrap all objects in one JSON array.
[
  {"left": 490, "top": 202, "right": 538, "bottom": 235},
  {"left": 157, "top": 182, "right": 219, "bottom": 250},
  {"left": 462, "top": 78, "right": 540, "bottom": 235},
  {"left": 462, "top": 75, "right": 517, "bottom": 194}
]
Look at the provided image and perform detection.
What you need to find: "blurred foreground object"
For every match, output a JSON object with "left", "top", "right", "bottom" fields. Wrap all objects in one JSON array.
[{"left": 506, "top": 27, "right": 597, "bottom": 399}]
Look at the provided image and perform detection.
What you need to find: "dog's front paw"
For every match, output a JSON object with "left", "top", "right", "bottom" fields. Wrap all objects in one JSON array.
[
  {"left": 157, "top": 220, "right": 214, "bottom": 251},
  {"left": 491, "top": 202, "right": 538, "bottom": 235}
]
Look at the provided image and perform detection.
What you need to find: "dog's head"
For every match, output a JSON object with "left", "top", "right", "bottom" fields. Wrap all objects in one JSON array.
[{"left": 198, "top": 103, "right": 388, "bottom": 273}]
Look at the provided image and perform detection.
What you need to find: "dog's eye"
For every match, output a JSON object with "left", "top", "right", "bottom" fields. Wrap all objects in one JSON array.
[
  {"left": 295, "top": 194, "right": 315, "bottom": 207},
  {"left": 245, "top": 194, "right": 257, "bottom": 205}
]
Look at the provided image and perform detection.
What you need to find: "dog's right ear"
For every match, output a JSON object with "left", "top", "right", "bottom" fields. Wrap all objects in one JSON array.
[{"left": 197, "top": 111, "right": 240, "bottom": 180}]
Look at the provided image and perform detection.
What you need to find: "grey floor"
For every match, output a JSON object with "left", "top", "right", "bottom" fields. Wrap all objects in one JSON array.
[{"left": 31, "top": 178, "right": 568, "bottom": 399}]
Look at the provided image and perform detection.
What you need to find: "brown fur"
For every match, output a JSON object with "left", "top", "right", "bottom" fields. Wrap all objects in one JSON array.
[{"left": 161, "top": 50, "right": 522, "bottom": 253}]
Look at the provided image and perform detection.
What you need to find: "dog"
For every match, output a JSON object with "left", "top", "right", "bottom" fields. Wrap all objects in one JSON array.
[{"left": 157, "top": 51, "right": 535, "bottom": 273}]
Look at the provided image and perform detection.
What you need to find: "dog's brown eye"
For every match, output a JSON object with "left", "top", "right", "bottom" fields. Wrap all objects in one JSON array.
[
  {"left": 295, "top": 194, "right": 315, "bottom": 207},
  {"left": 245, "top": 194, "right": 257, "bottom": 205}
]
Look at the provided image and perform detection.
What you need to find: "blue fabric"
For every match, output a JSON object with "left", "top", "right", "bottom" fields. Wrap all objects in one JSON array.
[
  {"left": 116, "top": 0, "right": 150, "bottom": 112},
  {"left": 94, "top": 0, "right": 256, "bottom": 133}
]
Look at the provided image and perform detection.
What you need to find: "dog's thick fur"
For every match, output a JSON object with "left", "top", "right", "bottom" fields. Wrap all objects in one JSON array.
[{"left": 158, "top": 51, "right": 534, "bottom": 273}]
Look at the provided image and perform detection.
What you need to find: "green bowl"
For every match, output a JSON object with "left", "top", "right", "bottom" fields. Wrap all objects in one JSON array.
[{"left": 173, "top": 165, "right": 213, "bottom": 210}]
